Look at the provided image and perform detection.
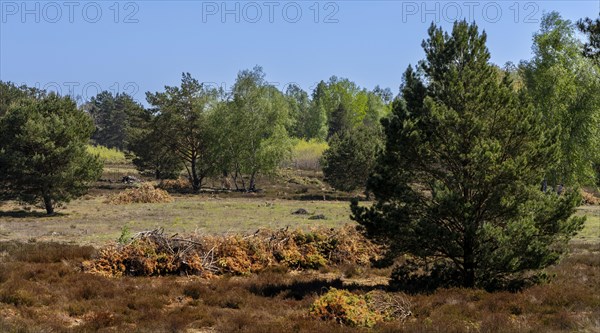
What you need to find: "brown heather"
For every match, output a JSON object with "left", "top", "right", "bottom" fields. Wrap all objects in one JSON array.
[{"left": 0, "top": 238, "right": 598, "bottom": 332}]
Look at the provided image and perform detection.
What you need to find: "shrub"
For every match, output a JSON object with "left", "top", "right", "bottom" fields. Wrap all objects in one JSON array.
[
  {"left": 309, "top": 288, "right": 382, "bottom": 327},
  {"left": 107, "top": 183, "right": 174, "bottom": 204}
]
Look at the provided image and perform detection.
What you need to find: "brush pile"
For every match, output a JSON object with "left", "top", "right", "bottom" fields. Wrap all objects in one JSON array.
[
  {"left": 107, "top": 183, "right": 174, "bottom": 204},
  {"left": 581, "top": 190, "right": 600, "bottom": 205},
  {"left": 83, "top": 225, "right": 382, "bottom": 277},
  {"left": 157, "top": 178, "right": 190, "bottom": 192}
]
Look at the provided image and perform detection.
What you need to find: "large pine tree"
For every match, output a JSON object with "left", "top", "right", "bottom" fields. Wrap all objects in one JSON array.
[
  {"left": 352, "top": 21, "right": 584, "bottom": 289},
  {"left": 0, "top": 93, "right": 103, "bottom": 214}
]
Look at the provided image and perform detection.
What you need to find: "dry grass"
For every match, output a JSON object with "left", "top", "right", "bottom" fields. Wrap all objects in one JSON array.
[{"left": 107, "top": 183, "right": 174, "bottom": 204}]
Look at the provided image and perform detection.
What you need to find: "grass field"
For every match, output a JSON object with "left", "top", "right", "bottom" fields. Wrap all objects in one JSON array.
[
  {"left": 1, "top": 194, "right": 598, "bottom": 246},
  {"left": 575, "top": 206, "right": 600, "bottom": 242},
  {"left": 0, "top": 196, "right": 353, "bottom": 245}
]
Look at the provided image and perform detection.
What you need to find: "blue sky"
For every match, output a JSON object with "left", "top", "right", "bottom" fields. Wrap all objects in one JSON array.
[{"left": 1, "top": 1, "right": 598, "bottom": 104}]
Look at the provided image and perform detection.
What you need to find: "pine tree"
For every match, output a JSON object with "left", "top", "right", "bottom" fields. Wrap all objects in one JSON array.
[
  {"left": 85, "top": 91, "right": 140, "bottom": 150},
  {"left": 0, "top": 81, "right": 44, "bottom": 118},
  {"left": 146, "top": 73, "right": 219, "bottom": 192},
  {"left": 0, "top": 93, "right": 103, "bottom": 214},
  {"left": 351, "top": 21, "right": 584, "bottom": 290},
  {"left": 126, "top": 107, "right": 182, "bottom": 179},
  {"left": 577, "top": 15, "right": 600, "bottom": 60},
  {"left": 327, "top": 104, "right": 352, "bottom": 139},
  {"left": 322, "top": 125, "right": 383, "bottom": 192}
]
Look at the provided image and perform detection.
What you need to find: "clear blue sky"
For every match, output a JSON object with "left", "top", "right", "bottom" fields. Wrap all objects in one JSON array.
[{"left": 1, "top": 1, "right": 598, "bottom": 104}]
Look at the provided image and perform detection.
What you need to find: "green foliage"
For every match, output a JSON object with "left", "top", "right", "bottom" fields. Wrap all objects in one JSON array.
[
  {"left": 215, "top": 66, "right": 293, "bottom": 191},
  {"left": 286, "top": 84, "right": 318, "bottom": 139},
  {"left": 288, "top": 139, "right": 328, "bottom": 170},
  {"left": 0, "top": 93, "right": 103, "bottom": 214},
  {"left": 126, "top": 107, "right": 182, "bottom": 179},
  {"left": 0, "top": 81, "right": 44, "bottom": 118},
  {"left": 577, "top": 16, "right": 600, "bottom": 61},
  {"left": 322, "top": 125, "right": 384, "bottom": 192},
  {"left": 84, "top": 91, "right": 142, "bottom": 150},
  {"left": 312, "top": 77, "right": 391, "bottom": 140},
  {"left": 117, "top": 225, "right": 132, "bottom": 244},
  {"left": 86, "top": 145, "right": 128, "bottom": 165},
  {"left": 309, "top": 288, "right": 382, "bottom": 327},
  {"left": 327, "top": 104, "right": 352, "bottom": 139},
  {"left": 352, "top": 21, "right": 584, "bottom": 289},
  {"left": 522, "top": 12, "right": 600, "bottom": 186},
  {"left": 146, "top": 73, "right": 220, "bottom": 191}
]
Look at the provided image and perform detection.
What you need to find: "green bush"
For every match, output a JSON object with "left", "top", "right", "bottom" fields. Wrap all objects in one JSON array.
[{"left": 309, "top": 288, "right": 382, "bottom": 327}]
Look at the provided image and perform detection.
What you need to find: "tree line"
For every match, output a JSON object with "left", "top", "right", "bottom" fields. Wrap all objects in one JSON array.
[
  {"left": 79, "top": 67, "right": 393, "bottom": 193},
  {"left": 0, "top": 12, "right": 598, "bottom": 211}
]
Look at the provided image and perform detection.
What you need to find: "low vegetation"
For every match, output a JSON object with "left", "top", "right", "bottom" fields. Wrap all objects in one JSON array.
[
  {"left": 0, "top": 237, "right": 598, "bottom": 332},
  {"left": 309, "top": 288, "right": 412, "bottom": 327}
]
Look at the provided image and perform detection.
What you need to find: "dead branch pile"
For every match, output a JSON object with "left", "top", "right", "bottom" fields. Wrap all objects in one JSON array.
[
  {"left": 157, "top": 178, "right": 190, "bottom": 192},
  {"left": 84, "top": 228, "right": 216, "bottom": 277},
  {"left": 107, "top": 183, "right": 174, "bottom": 204},
  {"left": 581, "top": 190, "right": 600, "bottom": 205},
  {"left": 83, "top": 225, "right": 383, "bottom": 277},
  {"left": 366, "top": 290, "right": 412, "bottom": 322}
]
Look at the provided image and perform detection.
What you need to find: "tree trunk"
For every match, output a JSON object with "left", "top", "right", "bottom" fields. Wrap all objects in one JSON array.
[
  {"left": 248, "top": 171, "right": 257, "bottom": 192},
  {"left": 191, "top": 158, "right": 200, "bottom": 193},
  {"left": 43, "top": 195, "right": 54, "bottom": 215},
  {"left": 463, "top": 236, "right": 476, "bottom": 288},
  {"left": 155, "top": 169, "right": 161, "bottom": 180},
  {"left": 240, "top": 170, "right": 246, "bottom": 191},
  {"left": 232, "top": 171, "right": 239, "bottom": 191}
]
